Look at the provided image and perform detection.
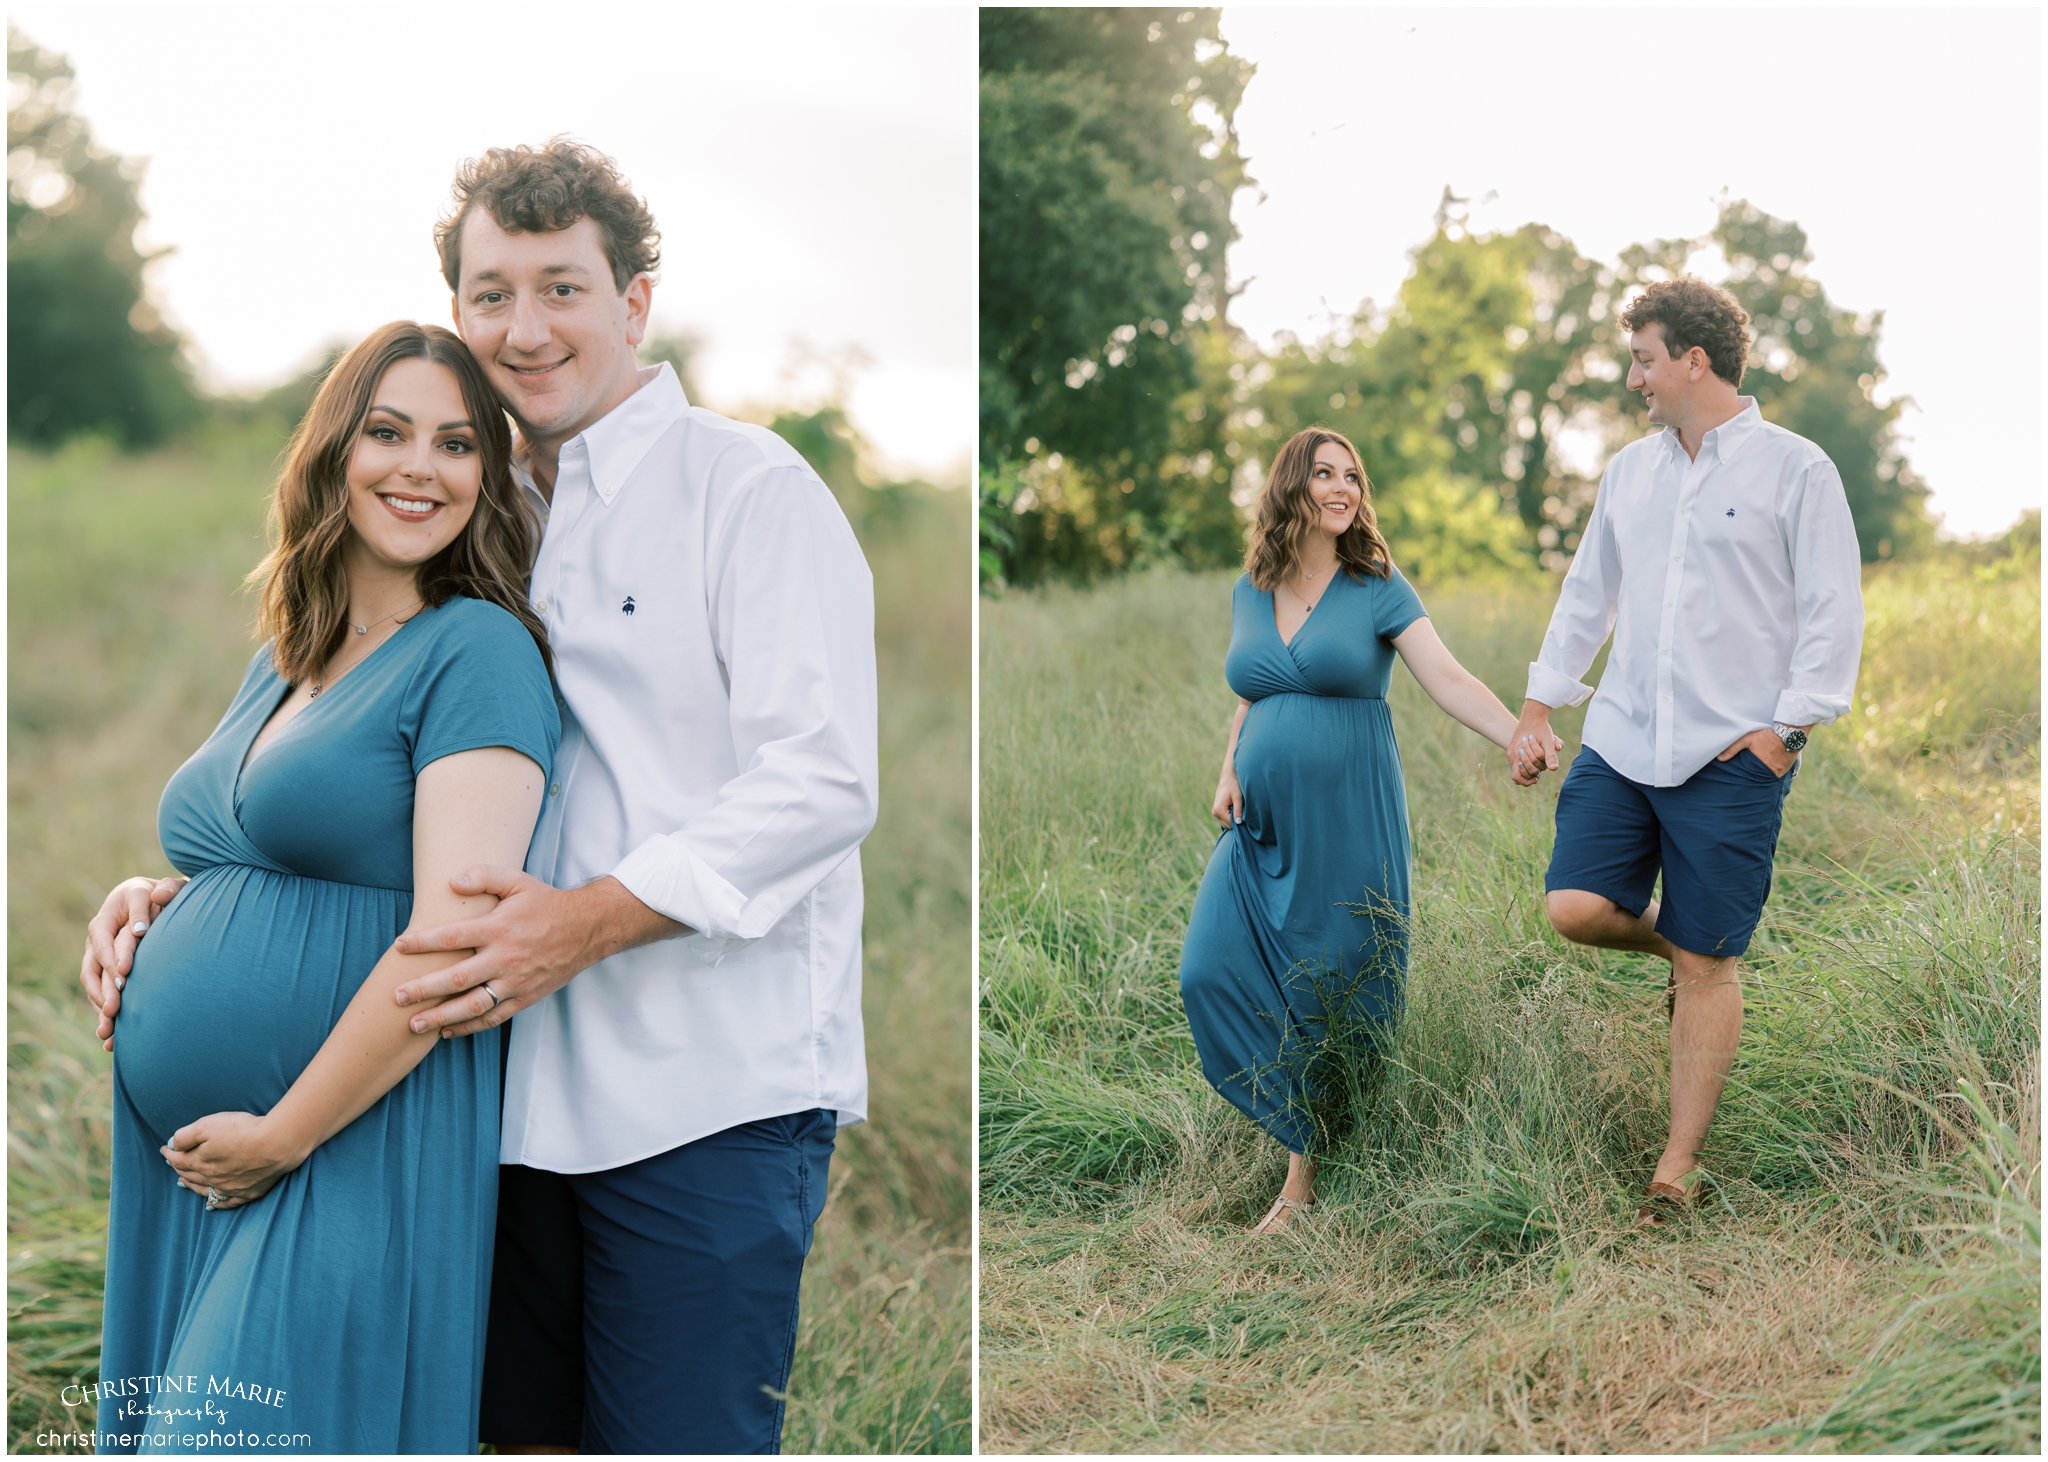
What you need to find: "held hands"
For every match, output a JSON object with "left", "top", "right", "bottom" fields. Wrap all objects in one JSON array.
[
  {"left": 162, "top": 1111, "right": 305, "bottom": 1210},
  {"left": 1211, "top": 767, "right": 1245, "bottom": 828},
  {"left": 1507, "top": 703, "right": 1564, "bottom": 786},
  {"left": 1716, "top": 726, "right": 1799, "bottom": 777},
  {"left": 80, "top": 875, "right": 187, "bottom": 1049}
]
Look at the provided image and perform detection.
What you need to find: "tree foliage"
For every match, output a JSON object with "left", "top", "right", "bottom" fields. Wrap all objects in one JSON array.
[
  {"left": 979, "top": 7, "right": 1254, "bottom": 586},
  {"left": 8, "top": 26, "right": 198, "bottom": 448},
  {"left": 1702, "top": 201, "right": 1931, "bottom": 561},
  {"left": 983, "top": 143, "right": 1941, "bottom": 587},
  {"left": 1249, "top": 193, "right": 1636, "bottom": 580}
]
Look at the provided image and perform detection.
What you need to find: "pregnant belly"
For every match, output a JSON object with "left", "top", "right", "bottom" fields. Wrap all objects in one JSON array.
[
  {"left": 1234, "top": 693, "right": 1403, "bottom": 840},
  {"left": 113, "top": 865, "right": 411, "bottom": 1143}
]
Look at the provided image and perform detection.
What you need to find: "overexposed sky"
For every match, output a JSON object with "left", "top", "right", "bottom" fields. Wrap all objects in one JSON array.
[
  {"left": 10, "top": 4, "right": 975, "bottom": 480},
  {"left": 1221, "top": 6, "right": 2042, "bottom": 537}
]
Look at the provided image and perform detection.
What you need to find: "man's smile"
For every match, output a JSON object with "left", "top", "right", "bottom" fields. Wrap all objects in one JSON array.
[{"left": 504, "top": 357, "right": 571, "bottom": 380}]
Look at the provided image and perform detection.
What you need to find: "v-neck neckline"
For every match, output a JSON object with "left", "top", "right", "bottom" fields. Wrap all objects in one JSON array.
[
  {"left": 236, "top": 613, "right": 422, "bottom": 785},
  {"left": 1273, "top": 570, "right": 1341, "bottom": 651}
]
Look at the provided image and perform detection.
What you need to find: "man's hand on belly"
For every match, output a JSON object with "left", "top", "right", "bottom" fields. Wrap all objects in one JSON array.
[{"left": 391, "top": 869, "right": 685, "bottom": 1038}]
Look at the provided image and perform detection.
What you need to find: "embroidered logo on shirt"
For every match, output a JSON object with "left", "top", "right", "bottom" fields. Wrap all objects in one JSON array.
[
  {"left": 1726, "top": 509, "right": 1735, "bottom": 517},
  {"left": 621, "top": 596, "right": 636, "bottom": 615}
]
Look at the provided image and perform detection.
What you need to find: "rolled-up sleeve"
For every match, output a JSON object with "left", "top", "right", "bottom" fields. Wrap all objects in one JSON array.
[
  {"left": 1771, "top": 455, "right": 1864, "bottom": 728},
  {"left": 1527, "top": 473, "right": 1620, "bottom": 709},
  {"left": 610, "top": 468, "right": 879, "bottom": 942}
]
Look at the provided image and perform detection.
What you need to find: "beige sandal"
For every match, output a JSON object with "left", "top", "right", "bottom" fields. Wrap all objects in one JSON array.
[{"left": 1251, "top": 1194, "right": 1313, "bottom": 1234}]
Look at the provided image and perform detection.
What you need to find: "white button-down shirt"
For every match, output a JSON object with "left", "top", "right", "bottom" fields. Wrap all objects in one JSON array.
[
  {"left": 502, "top": 363, "right": 878, "bottom": 1173},
  {"left": 1527, "top": 398, "right": 1864, "bottom": 787}
]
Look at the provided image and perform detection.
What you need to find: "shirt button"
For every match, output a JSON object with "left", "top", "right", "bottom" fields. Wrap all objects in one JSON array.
[
  {"left": 548, "top": 783, "right": 561, "bottom": 797},
  {"left": 1666, "top": 601, "right": 1674, "bottom": 608},
  {"left": 534, "top": 599, "right": 550, "bottom": 615}
]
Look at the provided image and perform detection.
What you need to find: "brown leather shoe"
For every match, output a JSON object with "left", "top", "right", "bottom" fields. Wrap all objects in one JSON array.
[{"left": 1636, "top": 1168, "right": 1709, "bottom": 1226}]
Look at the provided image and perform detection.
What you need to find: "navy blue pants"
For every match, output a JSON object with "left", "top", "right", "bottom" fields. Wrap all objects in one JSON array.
[{"left": 477, "top": 1109, "right": 837, "bottom": 1454}]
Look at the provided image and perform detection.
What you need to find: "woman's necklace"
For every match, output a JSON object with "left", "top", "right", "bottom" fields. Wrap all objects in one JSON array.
[
  {"left": 352, "top": 599, "right": 422, "bottom": 636},
  {"left": 1293, "top": 560, "right": 1334, "bottom": 613},
  {"left": 310, "top": 600, "right": 422, "bottom": 698}
]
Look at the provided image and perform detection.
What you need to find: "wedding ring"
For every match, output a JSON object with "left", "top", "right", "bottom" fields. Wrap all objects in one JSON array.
[
  {"left": 205, "top": 1187, "right": 223, "bottom": 1210},
  {"left": 482, "top": 982, "right": 502, "bottom": 1009}
]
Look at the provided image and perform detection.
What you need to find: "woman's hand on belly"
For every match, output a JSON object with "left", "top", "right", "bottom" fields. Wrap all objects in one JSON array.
[{"left": 162, "top": 1110, "right": 309, "bottom": 1210}]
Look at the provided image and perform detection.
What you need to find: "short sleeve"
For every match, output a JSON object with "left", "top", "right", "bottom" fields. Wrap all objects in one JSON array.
[
  {"left": 398, "top": 598, "right": 561, "bottom": 779},
  {"left": 1375, "top": 563, "right": 1428, "bottom": 641}
]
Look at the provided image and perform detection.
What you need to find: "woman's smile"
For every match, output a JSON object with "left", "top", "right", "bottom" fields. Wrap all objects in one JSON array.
[{"left": 375, "top": 489, "right": 446, "bottom": 522}]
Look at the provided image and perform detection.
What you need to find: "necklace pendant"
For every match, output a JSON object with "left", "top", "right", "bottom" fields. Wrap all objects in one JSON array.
[{"left": 353, "top": 624, "right": 367, "bottom": 634}]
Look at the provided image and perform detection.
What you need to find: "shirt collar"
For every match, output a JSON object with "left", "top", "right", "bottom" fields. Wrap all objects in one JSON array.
[
  {"left": 575, "top": 361, "right": 688, "bottom": 504},
  {"left": 1665, "top": 395, "right": 1762, "bottom": 465},
  {"left": 514, "top": 362, "right": 688, "bottom": 510}
]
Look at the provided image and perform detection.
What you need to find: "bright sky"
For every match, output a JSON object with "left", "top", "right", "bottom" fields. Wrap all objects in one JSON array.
[
  {"left": 10, "top": 3, "right": 975, "bottom": 482},
  {"left": 1221, "top": 5, "right": 2043, "bottom": 537}
]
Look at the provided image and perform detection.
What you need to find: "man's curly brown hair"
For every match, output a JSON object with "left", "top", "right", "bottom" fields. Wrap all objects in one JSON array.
[
  {"left": 434, "top": 138, "right": 661, "bottom": 295},
  {"left": 1620, "top": 277, "right": 1751, "bottom": 387}
]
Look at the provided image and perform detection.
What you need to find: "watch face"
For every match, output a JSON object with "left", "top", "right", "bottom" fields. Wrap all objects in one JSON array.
[{"left": 1781, "top": 728, "right": 1808, "bottom": 754}]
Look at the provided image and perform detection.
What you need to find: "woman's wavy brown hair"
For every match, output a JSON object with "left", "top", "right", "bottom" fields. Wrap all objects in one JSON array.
[
  {"left": 248, "top": 322, "right": 550, "bottom": 684},
  {"left": 1245, "top": 427, "right": 1393, "bottom": 590}
]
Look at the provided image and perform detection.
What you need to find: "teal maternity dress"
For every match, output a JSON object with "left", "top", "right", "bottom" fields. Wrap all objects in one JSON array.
[
  {"left": 1178, "top": 565, "right": 1427, "bottom": 1155},
  {"left": 97, "top": 597, "right": 558, "bottom": 1455}
]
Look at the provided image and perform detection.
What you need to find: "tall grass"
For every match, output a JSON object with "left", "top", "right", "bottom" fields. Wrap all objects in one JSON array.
[
  {"left": 6, "top": 428, "right": 971, "bottom": 1454},
  {"left": 980, "top": 558, "right": 2039, "bottom": 1453}
]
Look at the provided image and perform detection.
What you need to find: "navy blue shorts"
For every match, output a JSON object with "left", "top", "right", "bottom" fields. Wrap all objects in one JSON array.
[
  {"left": 477, "top": 1108, "right": 836, "bottom": 1454},
  {"left": 1546, "top": 743, "right": 1795, "bottom": 958}
]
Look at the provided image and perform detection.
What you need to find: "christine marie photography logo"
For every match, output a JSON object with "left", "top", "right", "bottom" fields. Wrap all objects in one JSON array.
[{"left": 33, "top": 1373, "right": 311, "bottom": 1452}]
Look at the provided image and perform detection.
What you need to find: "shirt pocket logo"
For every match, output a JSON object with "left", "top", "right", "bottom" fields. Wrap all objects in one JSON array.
[{"left": 622, "top": 596, "right": 636, "bottom": 616}]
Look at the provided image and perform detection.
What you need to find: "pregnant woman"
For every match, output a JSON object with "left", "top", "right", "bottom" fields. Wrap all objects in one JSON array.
[
  {"left": 1179, "top": 426, "right": 1557, "bottom": 1234},
  {"left": 84, "top": 322, "right": 558, "bottom": 1453}
]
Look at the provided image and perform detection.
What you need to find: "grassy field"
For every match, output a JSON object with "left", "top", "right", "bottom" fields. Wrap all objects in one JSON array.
[
  {"left": 980, "top": 547, "right": 2040, "bottom": 1453},
  {"left": 6, "top": 427, "right": 972, "bottom": 1454}
]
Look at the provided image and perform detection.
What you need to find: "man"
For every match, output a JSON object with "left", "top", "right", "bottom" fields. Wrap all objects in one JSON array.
[
  {"left": 1506, "top": 277, "right": 1862, "bottom": 1224},
  {"left": 83, "top": 140, "right": 878, "bottom": 1452}
]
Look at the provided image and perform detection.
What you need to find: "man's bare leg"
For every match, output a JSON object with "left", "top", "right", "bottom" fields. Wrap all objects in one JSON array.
[
  {"left": 1659, "top": 947, "right": 1741, "bottom": 1188},
  {"left": 1547, "top": 891, "right": 1740, "bottom": 1188},
  {"left": 1545, "top": 889, "right": 1677, "bottom": 960}
]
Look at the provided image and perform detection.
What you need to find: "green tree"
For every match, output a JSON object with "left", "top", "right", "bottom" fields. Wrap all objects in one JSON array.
[
  {"left": 1251, "top": 194, "right": 1932, "bottom": 577},
  {"left": 1251, "top": 195, "right": 1633, "bottom": 579},
  {"left": 7, "top": 26, "right": 199, "bottom": 448},
  {"left": 1705, "top": 199, "right": 1931, "bottom": 560},
  {"left": 979, "top": 7, "right": 1253, "bottom": 585}
]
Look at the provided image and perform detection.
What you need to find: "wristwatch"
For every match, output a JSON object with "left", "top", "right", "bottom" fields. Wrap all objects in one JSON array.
[{"left": 1771, "top": 722, "right": 1808, "bottom": 754}]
